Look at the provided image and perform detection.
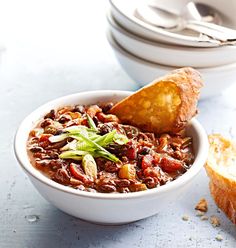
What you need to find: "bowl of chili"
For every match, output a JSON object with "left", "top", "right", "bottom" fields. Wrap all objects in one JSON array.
[{"left": 14, "top": 90, "right": 208, "bottom": 224}]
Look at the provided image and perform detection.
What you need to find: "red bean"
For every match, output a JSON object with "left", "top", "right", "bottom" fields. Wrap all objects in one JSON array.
[
  {"left": 99, "top": 184, "right": 116, "bottom": 193},
  {"left": 160, "top": 157, "right": 184, "bottom": 173}
]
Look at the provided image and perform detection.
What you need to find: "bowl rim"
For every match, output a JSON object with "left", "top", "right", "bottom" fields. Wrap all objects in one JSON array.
[
  {"left": 14, "top": 90, "right": 209, "bottom": 200},
  {"left": 107, "top": 30, "right": 236, "bottom": 72},
  {"left": 107, "top": 11, "right": 236, "bottom": 52}
]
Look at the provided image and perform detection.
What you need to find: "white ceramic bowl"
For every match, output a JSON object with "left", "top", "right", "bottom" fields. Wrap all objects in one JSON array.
[
  {"left": 14, "top": 91, "right": 209, "bottom": 224},
  {"left": 108, "top": 12, "right": 236, "bottom": 68},
  {"left": 109, "top": 0, "right": 236, "bottom": 47},
  {"left": 107, "top": 31, "right": 236, "bottom": 99}
]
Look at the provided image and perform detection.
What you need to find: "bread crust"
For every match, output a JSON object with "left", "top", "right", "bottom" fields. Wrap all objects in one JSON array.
[
  {"left": 209, "top": 181, "right": 236, "bottom": 224},
  {"left": 110, "top": 67, "right": 203, "bottom": 134},
  {"left": 205, "top": 134, "right": 236, "bottom": 224}
]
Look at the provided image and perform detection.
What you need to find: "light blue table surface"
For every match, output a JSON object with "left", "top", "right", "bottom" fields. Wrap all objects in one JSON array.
[{"left": 0, "top": 1, "right": 236, "bottom": 247}]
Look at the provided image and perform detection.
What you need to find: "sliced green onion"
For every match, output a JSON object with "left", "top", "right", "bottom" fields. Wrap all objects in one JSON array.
[
  {"left": 73, "top": 132, "right": 120, "bottom": 162},
  {"left": 49, "top": 133, "right": 69, "bottom": 143},
  {"left": 113, "top": 133, "right": 129, "bottom": 145},
  {"left": 94, "top": 130, "right": 116, "bottom": 147},
  {"left": 94, "top": 150, "right": 119, "bottom": 162},
  {"left": 59, "top": 150, "right": 89, "bottom": 160},
  {"left": 86, "top": 114, "right": 98, "bottom": 131},
  {"left": 82, "top": 154, "right": 97, "bottom": 179},
  {"left": 60, "top": 140, "right": 77, "bottom": 151}
]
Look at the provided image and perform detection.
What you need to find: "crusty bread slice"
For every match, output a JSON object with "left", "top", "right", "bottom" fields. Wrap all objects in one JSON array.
[
  {"left": 110, "top": 67, "right": 203, "bottom": 134},
  {"left": 205, "top": 134, "right": 236, "bottom": 224},
  {"left": 205, "top": 134, "right": 236, "bottom": 194},
  {"left": 209, "top": 181, "right": 236, "bottom": 224}
]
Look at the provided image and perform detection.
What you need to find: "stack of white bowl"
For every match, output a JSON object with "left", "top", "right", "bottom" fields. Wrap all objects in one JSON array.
[{"left": 107, "top": 0, "right": 236, "bottom": 99}]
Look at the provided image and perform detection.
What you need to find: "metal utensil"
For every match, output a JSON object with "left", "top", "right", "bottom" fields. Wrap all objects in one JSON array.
[{"left": 136, "top": 2, "right": 236, "bottom": 42}]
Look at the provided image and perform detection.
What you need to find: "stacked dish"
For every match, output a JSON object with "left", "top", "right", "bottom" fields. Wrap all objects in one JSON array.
[{"left": 107, "top": 0, "right": 236, "bottom": 99}]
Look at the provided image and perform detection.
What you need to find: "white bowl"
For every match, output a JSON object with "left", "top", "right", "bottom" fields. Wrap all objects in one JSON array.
[
  {"left": 14, "top": 90, "right": 209, "bottom": 224},
  {"left": 109, "top": 0, "right": 236, "bottom": 47},
  {"left": 107, "top": 31, "right": 236, "bottom": 99},
  {"left": 108, "top": 12, "right": 236, "bottom": 68}
]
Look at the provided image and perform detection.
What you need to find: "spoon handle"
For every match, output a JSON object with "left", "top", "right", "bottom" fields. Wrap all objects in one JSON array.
[{"left": 186, "top": 20, "right": 236, "bottom": 41}]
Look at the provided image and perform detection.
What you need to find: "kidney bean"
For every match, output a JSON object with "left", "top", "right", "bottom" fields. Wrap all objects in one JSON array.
[
  {"left": 99, "top": 184, "right": 116, "bottom": 193},
  {"left": 101, "top": 102, "right": 114, "bottom": 113},
  {"left": 115, "top": 179, "right": 130, "bottom": 187},
  {"left": 104, "top": 161, "right": 120, "bottom": 173},
  {"left": 44, "top": 109, "right": 55, "bottom": 120},
  {"left": 48, "top": 159, "right": 63, "bottom": 170},
  {"left": 29, "top": 146, "right": 44, "bottom": 153},
  {"left": 91, "top": 116, "right": 98, "bottom": 127},
  {"left": 73, "top": 105, "right": 85, "bottom": 114},
  {"left": 143, "top": 167, "right": 161, "bottom": 178},
  {"left": 160, "top": 157, "right": 185, "bottom": 173},
  {"left": 44, "top": 139, "right": 67, "bottom": 150},
  {"left": 58, "top": 115, "right": 71, "bottom": 124},
  {"left": 143, "top": 177, "right": 159, "bottom": 189},
  {"left": 53, "top": 167, "right": 70, "bottom": 184},
  {"left": 98, "top": 123, "right": 117, "bottom": 135},
  {"left": 140, "top": 147, "right": 151, "bottom": 155},
  {"left": 41, "top": 119, "right": 52, "bottom": 128},
  {"left": 46, "top": 151, "right": 59, "bottom": 159},
  {"left": 121, "top": 125, "right": 139, "bottom": 139}
]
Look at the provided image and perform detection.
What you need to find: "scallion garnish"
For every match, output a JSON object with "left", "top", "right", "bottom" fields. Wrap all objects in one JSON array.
[{"left": 49, "top": 123, "right": 129, "bottom": 162}]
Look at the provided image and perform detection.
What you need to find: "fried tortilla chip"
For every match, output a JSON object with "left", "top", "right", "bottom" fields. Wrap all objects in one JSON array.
[{"left": 110, "top": 67, "right": 203, "bottom": 134}]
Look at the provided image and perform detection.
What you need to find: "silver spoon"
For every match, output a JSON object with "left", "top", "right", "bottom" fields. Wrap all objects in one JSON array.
[{"left": 136, "top": 2, "right": 236, "bottom": 42}]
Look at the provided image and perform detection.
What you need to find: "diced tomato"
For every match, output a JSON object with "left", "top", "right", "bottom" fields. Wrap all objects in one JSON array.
[
  {"left": 87, "top": 105, "right": 101, "bottom": 118},
  {"left": 39, "top": 134, "right": 52, "bottom": 142},
  {"left": 141, "top": 154, "right": 153, "bottom": 170},
  {"left": 126, "top": 147, "right": 137, "bottom": 160},
  {"left": 160, "top": 157, "right": 184, "bottom": 173},
  {"left": 80, "top": 118, "right": 88, "bottom": 127},
  {"left": 38, "top": 134, "right": 52, "bottom": 148}
]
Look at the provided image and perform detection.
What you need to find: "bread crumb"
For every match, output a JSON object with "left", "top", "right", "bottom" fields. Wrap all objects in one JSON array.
[
  {"left": 182, "top": 215, "right": 189, "bottom": 221},
  {"left": 195, "top": 198, "right": 208, "bottom": 212},
  {"left": 196, "top": 210, "right": 205, "bottom": 217},
  {"left": 200, "top": 215, "right": 208, "bottom": 221},
  {"left": 210, "top": 215, "right": 220, "bottom": 227},
  {"left": 215, "top": 234, "right": 223, "bottom": 241}
]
